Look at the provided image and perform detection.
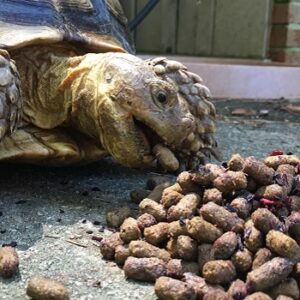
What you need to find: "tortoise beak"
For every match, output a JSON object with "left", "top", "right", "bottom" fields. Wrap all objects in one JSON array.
[{"left": 96, "top": 97, "right": 154, "bottom": 168}]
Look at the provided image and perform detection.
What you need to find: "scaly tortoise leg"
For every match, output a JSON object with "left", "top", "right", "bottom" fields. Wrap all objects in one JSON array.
[
  {"left": 0, "top": 49, "right": 22, "bottom": 140},
  {"left": 0, "top": 125, "right": 107, "bottom": 166}
]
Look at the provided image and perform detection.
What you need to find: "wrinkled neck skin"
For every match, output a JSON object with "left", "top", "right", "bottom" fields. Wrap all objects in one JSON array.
[{"left": 14, "top": 47, "right": 107, "bottom": 146}]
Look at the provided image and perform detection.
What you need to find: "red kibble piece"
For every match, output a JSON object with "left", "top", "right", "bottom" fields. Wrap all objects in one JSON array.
[{"left": 269, "top": 149, "right": 284, "bottom": 156}]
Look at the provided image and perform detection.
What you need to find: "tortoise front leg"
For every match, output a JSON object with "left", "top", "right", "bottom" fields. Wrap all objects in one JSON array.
[
  {"left": 0, "top": 49, "right": 22, "bottom": 140},
  {"left": 0, "top": 125, "right": 107, "bottom": 166}
]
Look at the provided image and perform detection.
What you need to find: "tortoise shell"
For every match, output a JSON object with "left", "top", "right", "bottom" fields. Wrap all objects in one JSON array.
[{"left": 0, "top": 0, "right": 134, "bottom": 53}]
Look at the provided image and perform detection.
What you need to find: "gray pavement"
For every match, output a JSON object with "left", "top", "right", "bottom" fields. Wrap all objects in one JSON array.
[{"left": 1, "top": 99, "right": 300, "bottom": 299}]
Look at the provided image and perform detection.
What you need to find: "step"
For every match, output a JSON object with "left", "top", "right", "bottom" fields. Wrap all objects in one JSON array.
[{"left": 139, "top": 55, "right": 300, "bottom": 100}]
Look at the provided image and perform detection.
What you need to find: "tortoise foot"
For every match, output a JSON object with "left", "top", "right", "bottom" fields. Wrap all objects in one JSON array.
[{"left": 0, "top": 49, "right": 22, "bottom": 140}]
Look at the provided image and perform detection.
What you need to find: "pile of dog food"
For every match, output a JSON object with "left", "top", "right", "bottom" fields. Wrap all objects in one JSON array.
[{"left": 100, "top": 152, "right": 300, "bottom": 300}]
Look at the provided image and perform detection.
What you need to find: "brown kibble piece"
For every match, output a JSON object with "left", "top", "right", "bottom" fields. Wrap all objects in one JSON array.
[
  {"left": 203, "top": 289, "right": 228, "bottom": 300},
  {"left": 106, "top": 206, "right": 131, "bottom": 228},
  {"left": 264, "top": 154, "right": 300, "bottom": 169},
  {"left": 167, "top": 259, "right": 199, "bottom": 278},
  {"left": 99, "top": 232, "right": 123, "bottom": 260},
  {"left": 129, "top": 240, "right": 171, "bottom": 262},
  {"left": 139, "top": 198, "right": 167, "bottom": 221},
  {"left": 252, "top": 248, "right": 273, "bottom": 270},
  {"left": 202, "top": 260, "right": 236, "bottom": 284},
  {"left": 266, "top": 230, "right": 300, "bottom": 261},
  {"left": 183, "top": 272, "right": 224, "bottom": 299},
  {"left": 232, "top": 248, "right": 253, "bottom": 273},
  {"left": 200, "top": 202, "right": 244, "bottom": 233},
  {"left": 0, "top": 246, "right": 19, "bottom": 278},
  {"left": 154, "top": 276, "right": 197, "bottom": 300},
  {"left": 228, "top": 154, "right": 245, "bottom": 171},
  {"left": 119, "top": 217, "right": 141, "bottom": 243},
  {"left": 244, "top": 292, "right": 272, "bottom": 300},
  {"left": 277, "top": 163, "right": 296, "bottom": 175},
  {"left": 286, "top": 212, "right": 300, "bottom": 244},
  {"left": 213, "top": 171, "right": 247, "bottom": 194},
  {"left": 190, "top": 167, "right": 214, "bottom": 187},
  {"left": 203, "top": 188, "right": 223, "bottom": 205},
  {"left": 144, "top": 222, "right": 169, "bottom": 245},
  {"left": 136, "top": 213, "right": 157, "bottom": 231},
  {"left": 187, "top": 216, "right": 223, "bottom": 243},
  {"left": 115, "top": 244, "right": 130, "bottom": 266},
  {"left": 290, "top": 196, "right": 300, "bottom": 211},
  {"left": 167, "top": 236, "right": 198, "bottom": 261},
  {"left": 227, "top": 279, "right": 248, "bottom": 299},
  {"left": 153, "top": 144, "right": 180, "bottom": 172},
  {"left": 167, "top": 193, "right": 200, "bottom": 222},
  {"left": 161, "top": 189, "right": 184, "bottom": 208},
  {"left": 246, "top": 257, "right": 294, "bottom": 292},
  {"left": 205, "top": 163, "right": 225, "bottom": 179},
  {"left": 244, "top": 220, "right": 264, "bottom": 253},
  {"left": 124, "top": 257, "right": 167, "bottom": 282},
  {"left": 26, "top": 276, "right": 69, "bottom": 300},
  {"left": 251, "top": 208, "right": 283, "bottom": 234},
  {"left": 168, "top": 220, "right": 189, "bottom": 237},
  {"left": 243, "top": 156, "right": 275, "bottom": 185},
  {"left": 211, "top": 231, "right": 238, "bottom": 260},
  {"left": 267, "top": 278, "right": 299, "bottom": 300},
  {"left": 275, "top": 296, "right": 294, "bottom": 300},
  {"left": 176, "top": 171, "right": 202, "bottom": 194},
  {"left": 255, "top": 184, "right": 287, "bottom": 201}
]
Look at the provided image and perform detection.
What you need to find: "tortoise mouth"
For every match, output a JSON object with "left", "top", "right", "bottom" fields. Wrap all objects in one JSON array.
[{"left": 133, "top": 117, "right": 163, "bottom": 150}]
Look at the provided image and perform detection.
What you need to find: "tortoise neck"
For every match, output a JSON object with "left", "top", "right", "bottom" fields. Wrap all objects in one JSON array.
[{"left": 14, "top": 47, "right": 99, "bottom": 140}]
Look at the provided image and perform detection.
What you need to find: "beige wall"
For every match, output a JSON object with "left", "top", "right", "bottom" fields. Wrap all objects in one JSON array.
[{"left": 121, "top": 0, "right": 274, "bottom": 59}]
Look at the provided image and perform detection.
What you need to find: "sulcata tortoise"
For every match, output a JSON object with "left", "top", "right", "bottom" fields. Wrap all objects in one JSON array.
[{"left": 0, "top": 0, "right": 220, "bottom": 172}]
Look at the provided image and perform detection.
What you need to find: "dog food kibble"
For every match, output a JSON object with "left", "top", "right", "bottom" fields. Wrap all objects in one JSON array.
[
  {"left": 137, "top": 213, "right": 157, "bottom": 231},
  {"left": 200, "top": 202, "right": 244, "bottom": 233},
  {"left": 100, "top": 153, "right": 300, "bottom": 300},
  {"left": 139, "top": 198, "right": 167, "bottom": 222},
  {"left": 0, "top": 246, "right": 19, "bottom": 278},
  {"left": 202, "top": 260, "right": 237, "bottom": 284},
  {"left": 166, "top": 259, "right": 199, "bottom": 278},
  {"left": 154, "top": 276, "right": 197, "bottom": 300},
  {"left": 124, "top": 257, "right": 167, "bottom": 282},
  {"left": 211, "top": 231, "right": 238, "bottom": 260},
  {"left": 244, "top": 292, "right": 272, "bottom": 300},
  {"left": 252, "top": 248, "right": 273, "bottom": 270},
  {"left": 228, "top": 154, "right": 245, "bottom": 171},
  {"left": 99, "top": 232, "right": 123, "bottom": 260},
  {"left": 129, "top": 240, "right": 171, "bottom": 262},
  {"left": 246, "top": 257, "right": 294, "bottom": 292},
  {"left": 144, "top": 222, "right": 169, "bottom": 245},
  {"left": 186, "top": 216, "right": 222, "bottom": 243},
  {"left": 26, "top": 276, "right": 69, "bottom": 300},
  {"left": 243, "top": 156, "right": 275, "bottom": 185},
  {"left": 120, "top": 217, "right": 141, "bottom": 243}
]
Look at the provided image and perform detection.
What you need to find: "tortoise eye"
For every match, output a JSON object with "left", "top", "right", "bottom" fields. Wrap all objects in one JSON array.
[{"left": 156, "top": 91, "right": 168, "bottom": 104}]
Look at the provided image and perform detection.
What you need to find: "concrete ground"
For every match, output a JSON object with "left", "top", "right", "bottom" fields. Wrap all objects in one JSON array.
[{"left": 1, "top": 99, "right": 300, "bottom": 300}]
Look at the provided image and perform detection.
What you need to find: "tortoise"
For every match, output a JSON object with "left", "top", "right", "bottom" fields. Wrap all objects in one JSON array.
[{"left": 0, "top": 0, "right": 220, "bottom": 172}]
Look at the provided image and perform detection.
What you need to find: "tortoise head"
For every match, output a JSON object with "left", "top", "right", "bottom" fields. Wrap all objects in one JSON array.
[{"left": 72, "top": 53, "right": 204, "bottom": 170}]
